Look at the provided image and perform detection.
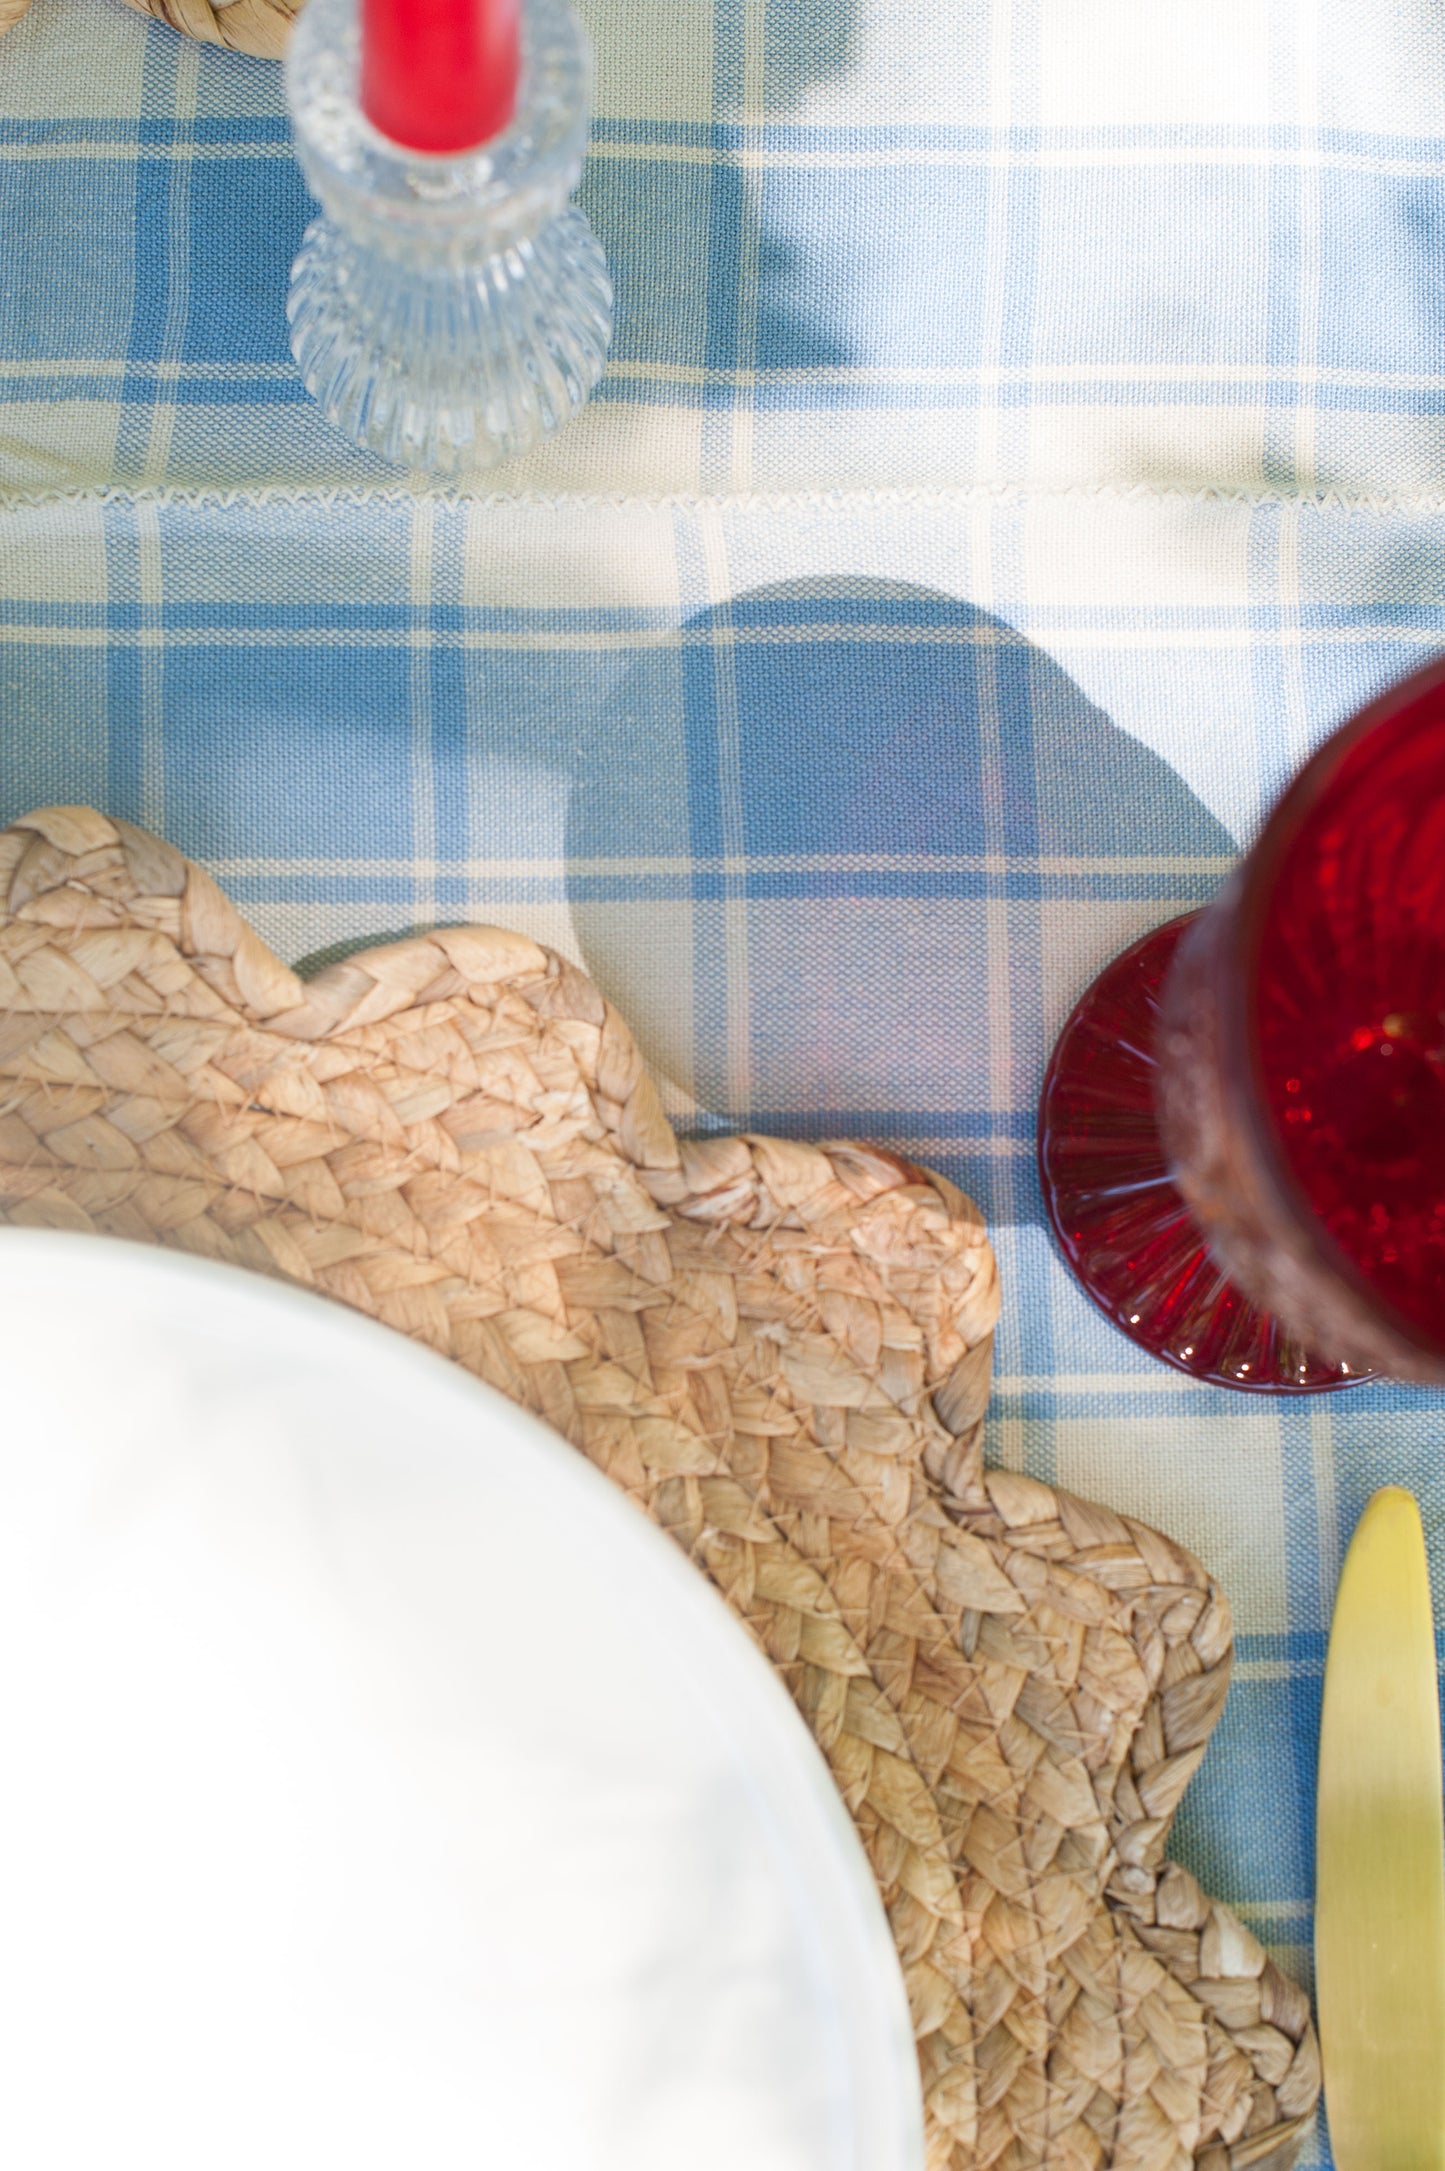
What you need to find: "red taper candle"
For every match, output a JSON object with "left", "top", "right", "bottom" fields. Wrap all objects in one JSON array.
[{"left": 361, "top": 0, "right": 521, "bottom": 155}]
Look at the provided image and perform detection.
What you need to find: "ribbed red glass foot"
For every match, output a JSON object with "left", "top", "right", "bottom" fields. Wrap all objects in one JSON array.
[{"left": 1038, "top": 917, "right": 1371, "bottom": 1393}]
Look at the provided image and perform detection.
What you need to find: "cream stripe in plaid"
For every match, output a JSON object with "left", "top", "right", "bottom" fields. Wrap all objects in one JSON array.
[{"left": 5, "top": 10, "right": 1445, "bottom": 2168}]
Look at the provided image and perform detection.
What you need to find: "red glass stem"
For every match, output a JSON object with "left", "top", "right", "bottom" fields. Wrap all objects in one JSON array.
[
  {"left": 1043, "top": 656, "right": 1445, "bottom": 1391},
  {"left": 1160, "top": 881, "right": 1445, "bottom": 1383}
]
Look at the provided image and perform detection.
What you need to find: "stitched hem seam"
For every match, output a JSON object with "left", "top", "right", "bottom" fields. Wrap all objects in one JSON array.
[{"left": 1, "top": 475, "right": 1444, "bottom": 517}]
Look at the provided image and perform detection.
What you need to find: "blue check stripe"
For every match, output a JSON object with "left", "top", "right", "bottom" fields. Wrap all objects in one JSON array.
[{"left": 6, "top": 14, "right": 1445, "bottom": 2163}]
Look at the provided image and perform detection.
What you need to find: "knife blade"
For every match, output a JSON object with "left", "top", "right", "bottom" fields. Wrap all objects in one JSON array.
[{"left": 1316, "top": 1485, "right": 1445, "bottom": 2171}]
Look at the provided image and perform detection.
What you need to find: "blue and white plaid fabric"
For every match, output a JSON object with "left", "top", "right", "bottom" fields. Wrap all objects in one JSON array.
[{"left": 4, "top": 1, "right": 1445, "bottom": 2156}]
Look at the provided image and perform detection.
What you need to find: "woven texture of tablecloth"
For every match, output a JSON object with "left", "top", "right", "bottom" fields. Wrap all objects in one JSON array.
[{"left": 4, "top": 3, "right": 1445, "bottom": 2163}]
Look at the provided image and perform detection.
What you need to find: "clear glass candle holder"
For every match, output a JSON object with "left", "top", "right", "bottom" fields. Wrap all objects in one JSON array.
[{"left": 285, "top": 0, "right": 613, "bottom": 478}]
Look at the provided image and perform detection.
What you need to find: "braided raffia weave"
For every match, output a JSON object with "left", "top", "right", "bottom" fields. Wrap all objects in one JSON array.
[
  {"left": 0, "top": 0, "right": 297, "bottom": 56},
  {"left": 0, "top": 804, "right": 1319, "bottom": 2171}
]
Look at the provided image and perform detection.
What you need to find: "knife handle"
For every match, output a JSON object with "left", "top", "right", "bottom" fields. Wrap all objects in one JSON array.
[{"left": 1316, "top": 1487, "right": 1445, "bottom": 2171}]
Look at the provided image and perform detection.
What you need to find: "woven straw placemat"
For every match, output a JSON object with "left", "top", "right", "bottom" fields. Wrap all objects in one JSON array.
[
  {"left": 0, "top": 0, "right": 295, "bottom": 56},
  {"left": 0, "top": 805, "right": 1319, "bottom": 2171}
]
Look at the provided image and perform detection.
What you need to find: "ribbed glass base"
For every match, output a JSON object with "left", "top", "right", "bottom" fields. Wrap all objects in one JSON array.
[
  {"left": 287, "top": 205, "right": 612, "bottom": 478},
  {"left": 1038, "top": 916, "right": 1371, "bottom": 1392}
]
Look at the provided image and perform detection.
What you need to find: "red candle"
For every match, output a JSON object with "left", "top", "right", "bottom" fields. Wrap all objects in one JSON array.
[{"left": 361, "top": 0, "right": 521, "bottom": 156}]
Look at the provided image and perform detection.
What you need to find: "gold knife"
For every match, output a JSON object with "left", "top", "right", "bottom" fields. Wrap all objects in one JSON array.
[{"left": 1316, "top": 1486, "right": 1445, "bottom": 2171}]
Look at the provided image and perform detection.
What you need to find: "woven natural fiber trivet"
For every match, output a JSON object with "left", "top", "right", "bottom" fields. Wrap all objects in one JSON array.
[
  {"left": 0, "top": 0, "right": 296, "bottom": 58},
  {"left": 0, "top": 804, "right": 1319, "bottom": 2171}
]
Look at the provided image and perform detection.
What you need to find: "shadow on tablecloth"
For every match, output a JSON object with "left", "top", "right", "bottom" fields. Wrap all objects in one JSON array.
[{"left": 566, "top": 579, "right": 1235, "bottom": 1239}]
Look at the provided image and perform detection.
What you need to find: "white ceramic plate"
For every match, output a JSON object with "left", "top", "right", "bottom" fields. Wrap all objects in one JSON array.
[{"left": 0, "top": 1232, "right": 921, "bottom": 2171}]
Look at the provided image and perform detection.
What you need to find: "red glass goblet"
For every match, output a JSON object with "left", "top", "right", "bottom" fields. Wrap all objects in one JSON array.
[{"left": 1038, "top": 656, "right": 1445, "bottom": 1392}]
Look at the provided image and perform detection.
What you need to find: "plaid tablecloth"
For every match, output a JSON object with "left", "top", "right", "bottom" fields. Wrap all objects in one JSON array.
[{"left": 5, "top": 1, "right": 1445, "bottom": 2157}]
